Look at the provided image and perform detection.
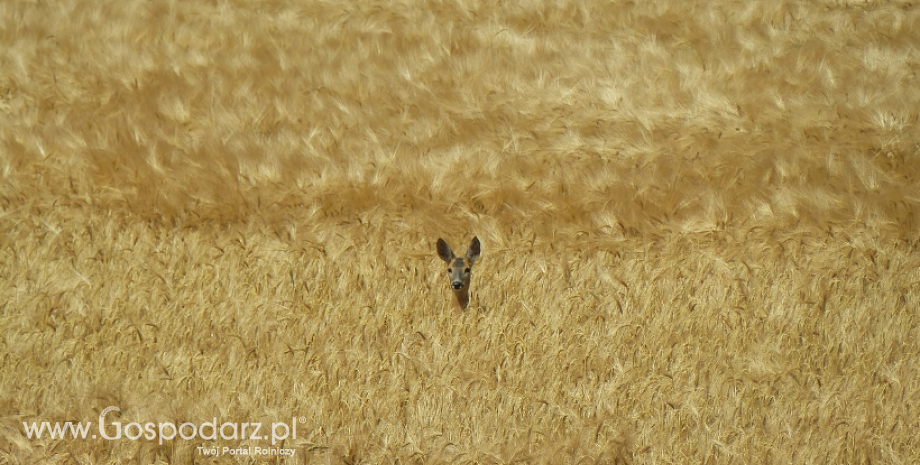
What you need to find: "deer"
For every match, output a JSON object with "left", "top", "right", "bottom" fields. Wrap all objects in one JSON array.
[{"left": 436, "top": 236, "right": 481, "bottom": 310}]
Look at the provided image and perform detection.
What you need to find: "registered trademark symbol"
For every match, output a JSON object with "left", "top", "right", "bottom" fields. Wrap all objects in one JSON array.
[{"left": 299, "top": 417, "right": 306, "bottom": 424}]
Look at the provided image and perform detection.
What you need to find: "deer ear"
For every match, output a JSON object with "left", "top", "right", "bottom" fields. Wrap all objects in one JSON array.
[
  {"left": 466, "top": 236, "right": 481, "bottom": 265},
  {"left": 436, "top": 238, "right": 454, "bottom": 263}
]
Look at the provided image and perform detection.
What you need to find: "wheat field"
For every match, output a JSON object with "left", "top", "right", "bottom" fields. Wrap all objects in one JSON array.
[{"left": 1, "top": 0, "right": 920, "bottom": 463}]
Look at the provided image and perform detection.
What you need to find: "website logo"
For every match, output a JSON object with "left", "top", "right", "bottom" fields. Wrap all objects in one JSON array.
[{"left": 23, "top": 406, "right": 303, "bottom": 456}]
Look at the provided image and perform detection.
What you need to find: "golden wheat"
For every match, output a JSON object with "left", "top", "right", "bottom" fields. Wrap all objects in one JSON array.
[{"left": 1, "top": 0, "right": 919, "bottom": 463}]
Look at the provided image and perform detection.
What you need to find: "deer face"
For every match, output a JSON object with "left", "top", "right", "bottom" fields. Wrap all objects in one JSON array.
[
  {"left": 436, "top": 237, "right": 481, "bottom": 293},
  {"left": 446, "top": 256, "right": 472, "bottom": 290}
]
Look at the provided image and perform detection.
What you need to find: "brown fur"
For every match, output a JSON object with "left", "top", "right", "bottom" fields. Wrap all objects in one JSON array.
[{"left": 436, "top": 237, "right": 481, "bottom": 310}]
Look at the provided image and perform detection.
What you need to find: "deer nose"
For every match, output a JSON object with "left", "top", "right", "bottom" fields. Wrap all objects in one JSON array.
[{"left": 451, "top": 281, "right": 464, "bottom": 290}]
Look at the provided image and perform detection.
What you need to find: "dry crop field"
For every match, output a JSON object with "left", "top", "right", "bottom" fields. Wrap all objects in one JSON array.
[{"left": 2, "top": 0, "right": 920, "bottom": 464}]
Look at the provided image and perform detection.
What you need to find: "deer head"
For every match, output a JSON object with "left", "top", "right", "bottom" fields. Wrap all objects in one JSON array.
[{"left": 436, "top": 236, "right": 481, "bottom": 310}]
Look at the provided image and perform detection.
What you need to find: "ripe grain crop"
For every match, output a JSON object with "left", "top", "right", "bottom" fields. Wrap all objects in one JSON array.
[{"left": 1, "top": 1, "right": 919, "bottom": 463}]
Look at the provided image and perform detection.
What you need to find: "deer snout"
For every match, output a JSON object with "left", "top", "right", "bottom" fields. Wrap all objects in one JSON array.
[{"left": 451, "top": 281, "right": 464, "bottom": 290}]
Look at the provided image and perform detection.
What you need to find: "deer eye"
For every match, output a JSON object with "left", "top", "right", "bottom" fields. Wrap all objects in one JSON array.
[
  {"left": 446, "top": 269, "right": 451, "bottom": 273},
  {"left": 465, "top": 268, "right": 471, "bottom": 273}
]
